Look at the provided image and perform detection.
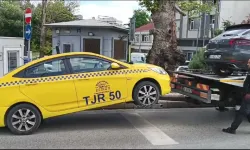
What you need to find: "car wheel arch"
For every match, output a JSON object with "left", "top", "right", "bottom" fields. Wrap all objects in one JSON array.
[
  {"left": 132, "top": 78, "right": 162, "bottom": 97},
  {"left": 4, "top": 101, "right": 43, "bottom": 126}
]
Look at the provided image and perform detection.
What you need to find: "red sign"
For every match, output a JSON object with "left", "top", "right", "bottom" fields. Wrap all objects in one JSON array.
[{"left": 25, "top": 8, "right": 32, "bottom": 24}]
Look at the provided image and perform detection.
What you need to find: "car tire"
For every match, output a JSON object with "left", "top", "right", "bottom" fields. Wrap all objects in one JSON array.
[
  {"left": 6, "top": 104, "right": 42, "bottom": 135},
  {"left": 132, "top": 81, "right": 160, "bottom": 107},
  {"left": 212, "top": 66, "right": 233, "bottom": 77}
]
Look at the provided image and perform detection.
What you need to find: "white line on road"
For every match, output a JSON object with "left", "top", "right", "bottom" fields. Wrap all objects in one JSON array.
[{"left": 120, "top": 111, "right": 179, "bottom": 146}]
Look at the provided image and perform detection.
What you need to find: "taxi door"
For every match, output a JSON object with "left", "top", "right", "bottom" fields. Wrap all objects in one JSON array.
[
  {"left": 66, "top": 55, "right": 128, "bottom": 108},
  {"left": 19, "top": 57, "right": 78, "bottom": 112}
]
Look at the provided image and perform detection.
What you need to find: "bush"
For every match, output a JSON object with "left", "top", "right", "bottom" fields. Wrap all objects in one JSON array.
[
  {"left": 188, "top": 48, "right": 208, "bottom": 70},
  {"left": 214, "top": 29, "right": 223, "bottom": 36}
]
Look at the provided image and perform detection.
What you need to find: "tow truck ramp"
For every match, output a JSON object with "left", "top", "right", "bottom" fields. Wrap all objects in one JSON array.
[{"left": 170, "top": 71, "right": 245, "bottom": 105}]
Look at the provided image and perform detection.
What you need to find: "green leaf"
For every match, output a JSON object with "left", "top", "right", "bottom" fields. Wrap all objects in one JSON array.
[
  {"left": 188, "top": 48, "right": 208, "bottom": 70},
  {"left": 133, "top": 9, "right": 151, "bottom": 28},
  {"left": 177, "top": 1, "right": 214, "bottom": 18},
  {"left": 139, "top": 0, "right": 160, "bottom": 13}
]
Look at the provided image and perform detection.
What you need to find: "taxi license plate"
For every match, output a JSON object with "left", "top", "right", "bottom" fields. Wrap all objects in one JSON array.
[
  {"left": 209, "top": 55, "right": 221, "bottom": 59},
  {"left": 183, "top": 87, "right": 192, "bottom": 93}
]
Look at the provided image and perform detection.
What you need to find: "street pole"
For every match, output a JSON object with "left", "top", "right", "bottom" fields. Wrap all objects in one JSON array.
[
  {"left": 24, "top": 7, "right": 32, "bottom": 63},
  {"left": 196, "top": 19, "right": 200, "bottom": 51},
  {"left": 203, "top": 13, "right": 207, "bottom": 47},
  {"left": 28, "top": 21, "right": 31, "bottom": 61},
  {"left": 22, "top": 7, "right": 26, "bottom": 58},
  {"left": 28, "top": 35, "right": 30, "bottom": 60},
  {"left": 127, "top": 16, "right": 136, "bottom": 62},
  {"left": 23, "top": 8, "right": 25, "bottom": 40}
]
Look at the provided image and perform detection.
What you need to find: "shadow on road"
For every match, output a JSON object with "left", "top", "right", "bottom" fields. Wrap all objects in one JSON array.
[
  {"left": 0, "top": 108, "right": 248, "bottom": 136},
  {"left": 0, "top": 111, "right": 128, "bottom": 135},
  {"left": 0, "top": 127, "right": 10, "bottom": 135}
]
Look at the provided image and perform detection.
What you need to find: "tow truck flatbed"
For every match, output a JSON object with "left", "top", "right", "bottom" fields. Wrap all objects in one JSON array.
[
  {"left": 170, "top": 71, "right": 246, "bottom": 109},
  {"left": 173, "top": 71, "right": 245, "bottom": 87}
]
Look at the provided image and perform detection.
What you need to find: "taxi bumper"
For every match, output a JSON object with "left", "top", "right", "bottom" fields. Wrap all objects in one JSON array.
[
  {"left": 157, "top": 74, "right": 171, "bottom": 95},
  {"left": 0, "top": 107, "right": 8, "bottom": 127}
]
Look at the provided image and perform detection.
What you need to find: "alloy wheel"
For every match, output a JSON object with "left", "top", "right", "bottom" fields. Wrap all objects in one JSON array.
[
  {"left": 11, "top": 108, "right": 36, "bottom": 132},
  {"left": 137, "top": 85, "right": 157, "bottom": 105}
]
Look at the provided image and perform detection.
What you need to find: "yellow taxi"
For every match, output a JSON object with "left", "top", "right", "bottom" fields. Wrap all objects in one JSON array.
[{"left": 0, "top": 52, "right": 171, "bottom": 135}]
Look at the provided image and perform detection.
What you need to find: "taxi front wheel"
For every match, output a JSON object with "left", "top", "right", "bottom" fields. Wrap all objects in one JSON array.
[
  {"left": 6, "top": 104, "right": 42, "bottom": 135},
  {"left": 133, "top": 81, "right": 160, "bottom": 107}
]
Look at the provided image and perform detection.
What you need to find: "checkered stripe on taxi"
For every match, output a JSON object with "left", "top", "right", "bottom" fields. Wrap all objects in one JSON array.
[{"left": 0, "top": 69, "right": 150, "bottom": 88}]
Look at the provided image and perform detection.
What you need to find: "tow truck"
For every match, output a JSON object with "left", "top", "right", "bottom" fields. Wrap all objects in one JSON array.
[{"left": 170, "top": 70, "right": 246, "bottom": 111}]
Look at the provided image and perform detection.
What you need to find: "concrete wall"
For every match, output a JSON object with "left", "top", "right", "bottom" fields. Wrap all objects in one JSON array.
[
  {"left": 218, "top": 1, "right": 250, "bottom": 29},
  {"left": 51, "top": 27, "right": 128, "bottom": 58},
  {"left": 0, "top": 37, "right": 24, "bottom": 76},
  {"left": 181, "top": 16, "right": 201, "bottom": 39}
]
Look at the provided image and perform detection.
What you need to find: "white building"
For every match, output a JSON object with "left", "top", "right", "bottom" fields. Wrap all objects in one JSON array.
[
  {"left": 217, "top": 0, "right": 250, "bottom": 28},
  {"left": 0, "top": 37, "right": 25, "bottom": 76}
]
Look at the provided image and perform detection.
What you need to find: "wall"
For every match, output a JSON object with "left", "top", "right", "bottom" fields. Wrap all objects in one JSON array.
[
  {"left": 0, "top": 37, "right": 24, "bottom": 76},
  {"left": 51, "top": 27, "right": 128, "bottom": 58},
  {"left": 181, "top": 16, "right": 201, "bottom": 39},
  {"left": 218, "top": 1, "right": 250, "bottom": 29}
]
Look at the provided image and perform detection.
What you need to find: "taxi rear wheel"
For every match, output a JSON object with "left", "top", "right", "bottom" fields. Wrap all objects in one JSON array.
[
  {"left": 133, "top": 81, "right": 160, "bottom": 107},
  {"left": 6, "top": 104, "right": 41, "bottom": 135}
]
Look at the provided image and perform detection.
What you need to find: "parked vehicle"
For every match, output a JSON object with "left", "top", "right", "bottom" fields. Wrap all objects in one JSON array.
[
  {"left": 204, "top": 24, "right": 250, "bottom": 77},
  {"left": 130, "top": 52, "right": 147, "bottom": 63},
  {"left": 175, "top": 61, "right": 190, "bottom": 71}
]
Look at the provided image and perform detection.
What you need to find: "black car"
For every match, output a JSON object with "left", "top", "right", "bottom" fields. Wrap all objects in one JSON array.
[{"left": 204, "top": 24, "right": 250, "bottom": 76}]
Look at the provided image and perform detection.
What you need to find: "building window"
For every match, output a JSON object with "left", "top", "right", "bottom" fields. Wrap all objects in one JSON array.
[
  {"left": 212, "top": 19, "right": 215, "bottom": 24},
  {"left": 134, "top": 35, "right": 139, "bottom": 42},
  {"left": 186, "top": 52, "right": 193, "bottom": 61},
  {"left": 77, "top": 29, "right": 81, "bottom": 33},
  {"left": 63, "top": 44, "right": 72, "bottom": 53},
  {"left": 210, "top": 15, "right": 215, "bottom": 24},
  {"left": 7, "top": 51, "right": 18, "bottom": 72},
  {"left": 142, "top": 34, "right": 150, "bottom": 42},
  {"left": 63, "top": 28, "right": 71, "bottom": 33},
  {"left": 189, "top": 19, "right": 195, "bottom": 30}
]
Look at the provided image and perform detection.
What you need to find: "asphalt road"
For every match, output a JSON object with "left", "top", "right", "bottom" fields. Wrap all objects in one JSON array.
[{"left": 0, "top": 108, "right": 250, "bottom": 149}]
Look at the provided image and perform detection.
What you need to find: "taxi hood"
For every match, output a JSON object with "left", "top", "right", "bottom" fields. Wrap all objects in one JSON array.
[
  {"left": 129, "top": 63, "right": 168, "bottom": 75},
  {"left": 130, "top": 63, "right": 161, "bottom": 69}
]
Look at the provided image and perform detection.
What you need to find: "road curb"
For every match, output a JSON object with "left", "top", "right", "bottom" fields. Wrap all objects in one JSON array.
[
  {"left": 101, "top": 99, "right": 203, "bottom": 109},
  {"left": 160, "top": 93, "right": 187, "bottom": 101}
]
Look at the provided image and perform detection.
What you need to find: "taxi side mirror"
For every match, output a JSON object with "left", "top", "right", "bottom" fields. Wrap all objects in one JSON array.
[{"left": 110, "top": 62, "right": 120, "bottom": 69}]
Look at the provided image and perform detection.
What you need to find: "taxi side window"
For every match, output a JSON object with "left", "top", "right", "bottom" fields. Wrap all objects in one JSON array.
[
  {"left": 25, "top": 59, "right": 67, "bottom": 78},
  {"left": 69, "top": 57, "right": 111, "bottom": 73}
]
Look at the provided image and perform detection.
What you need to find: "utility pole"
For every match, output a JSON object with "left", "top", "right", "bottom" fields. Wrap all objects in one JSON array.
[
  {"left": 39, "top": 0, "right": 47, "bottom": 58},
  {"left": 203, "top": 13, "right": 207, "bottom": 47},
  {"left": 127, "top": 16, "right": 136, "bottom": 62}
]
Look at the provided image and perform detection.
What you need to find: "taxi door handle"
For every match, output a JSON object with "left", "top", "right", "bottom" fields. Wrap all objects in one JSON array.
[
  {"left": 25, "top": 82, "right": 38, "bottom": 86},
  {"left": 77, "top": 78, "right": 89, "bottom": 81}
]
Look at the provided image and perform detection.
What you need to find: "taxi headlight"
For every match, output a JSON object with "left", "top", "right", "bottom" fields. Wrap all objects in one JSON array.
[{"left": 149, "top": 67, "right": 168, "bottom": 75}]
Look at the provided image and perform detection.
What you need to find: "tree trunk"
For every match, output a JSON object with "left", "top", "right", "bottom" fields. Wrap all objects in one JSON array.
[
  {"left": 146, "top": 0, "right": 185, "bottom": 76},
  {"left": 39, "top": 0, "right": 47, "bottom": 58}
]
